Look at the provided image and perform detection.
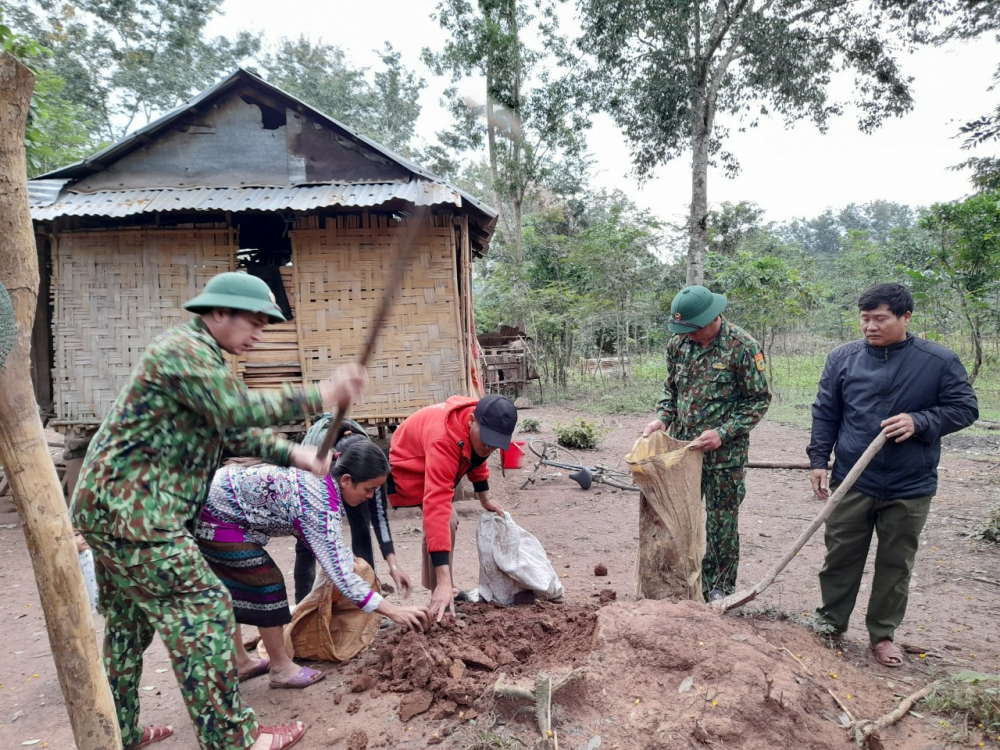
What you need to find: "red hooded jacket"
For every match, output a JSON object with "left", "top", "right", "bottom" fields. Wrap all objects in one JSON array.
[{"left": 388, "top": 396, "right": 491, "bottom": 555}]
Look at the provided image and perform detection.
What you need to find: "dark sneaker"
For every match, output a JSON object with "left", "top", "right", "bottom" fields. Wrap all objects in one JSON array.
[{"left": 708, "top": 589, "right": 725, "bottom": 603}]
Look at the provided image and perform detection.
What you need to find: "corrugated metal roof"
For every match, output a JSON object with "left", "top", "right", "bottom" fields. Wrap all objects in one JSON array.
[
  {"left": 28, "top": 179, "right": 72, "bottom": 207},
  {"left": 34, "top": 68, "right": 497, "bottom": 223},
  {"left": 29, "top": 180, "right": 467, "bottom": 221}
]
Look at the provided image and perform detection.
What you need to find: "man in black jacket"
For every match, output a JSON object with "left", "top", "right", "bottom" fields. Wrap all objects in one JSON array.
[{"left": 807, "top": 283, "right": 978, "bottom": 668}]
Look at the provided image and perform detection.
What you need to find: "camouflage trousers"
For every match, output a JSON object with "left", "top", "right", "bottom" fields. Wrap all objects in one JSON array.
[
  {"left": 701, "top": 467, "right": 746, "bottom": 598},
  {"left": 84, "top": 534, "right": 258, "bottom": 750}
]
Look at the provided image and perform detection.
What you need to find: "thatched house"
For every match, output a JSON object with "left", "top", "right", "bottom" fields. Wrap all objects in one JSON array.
[{"left": 27, "top": 69, "right": 495, "bottom": 438}]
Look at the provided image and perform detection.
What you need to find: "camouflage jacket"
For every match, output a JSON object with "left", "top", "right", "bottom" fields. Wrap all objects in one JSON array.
[
  {"left": 655, "top": 317, "right": 771, "bottom": 469},
  {"left": 72, "top": 318, "right": 323, "bottom": 548}
]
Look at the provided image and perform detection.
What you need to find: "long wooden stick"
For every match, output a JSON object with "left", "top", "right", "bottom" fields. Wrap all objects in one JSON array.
[
  {"left": 316, "top": 210, "right": 428, "bottom": 460},
  {"left": 0, "top": 53, "right": 122, "bottom": 749},
  {"left": 715, "top": 431, "right": 888, "bottom": 612}
]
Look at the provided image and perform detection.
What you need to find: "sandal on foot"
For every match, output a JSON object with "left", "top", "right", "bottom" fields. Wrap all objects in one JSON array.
[
  {"left": 238, "top": 657, "right": 270, "bottom": 682},
  {"left": 270, "top": 666, "right": 326, "bottom": 689},
  {"left": 128, "top": 724, "right": 173, "bottom": 749},
  {"left": 871, "top": 639, "right": 905, "bottom": 668},
  {"left": 259, "top": 721, "right": 307, "bottom": 750}
]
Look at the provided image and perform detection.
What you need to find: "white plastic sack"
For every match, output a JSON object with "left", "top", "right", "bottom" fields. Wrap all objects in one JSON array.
[{"left": 477, "top": 511, "right": 564, "bottom": 606}]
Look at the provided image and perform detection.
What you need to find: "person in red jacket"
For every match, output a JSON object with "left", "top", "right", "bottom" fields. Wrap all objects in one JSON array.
[{"left": 388, "top": 395, "right": 517, "bottom": 620}]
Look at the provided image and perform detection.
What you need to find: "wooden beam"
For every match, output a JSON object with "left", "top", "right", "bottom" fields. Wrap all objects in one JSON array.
[{"left": 0, "top": 52, "right": 121, "bottom": 749}]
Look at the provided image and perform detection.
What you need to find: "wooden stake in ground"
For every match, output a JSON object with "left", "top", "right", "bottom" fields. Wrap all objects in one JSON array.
[
  {"left": 0, "top": 52, "right": 122, "bottom": 749},
  {"left": 715, "top": 431, "right": 888, "bottom": 612}
]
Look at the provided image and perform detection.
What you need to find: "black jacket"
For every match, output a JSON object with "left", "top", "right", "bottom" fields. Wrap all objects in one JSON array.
[{"left": 807, "top": 334, "right": 979, "bottom": 499}]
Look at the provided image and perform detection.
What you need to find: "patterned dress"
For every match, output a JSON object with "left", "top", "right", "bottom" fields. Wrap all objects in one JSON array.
[{"left": 196, "top": 464, "right": 383, "bottom": 625}]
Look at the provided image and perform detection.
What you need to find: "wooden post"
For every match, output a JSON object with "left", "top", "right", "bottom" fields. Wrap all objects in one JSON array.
[{"left": 0, "top": 52, "right": 122, "bottom": 749}]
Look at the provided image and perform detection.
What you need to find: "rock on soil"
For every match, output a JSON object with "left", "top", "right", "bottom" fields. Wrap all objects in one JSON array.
[
  {"left": 594, "top": 563, "right": 608, "bottom": 576},
  {"left": 346, "top": 729, "right": 368, "bottom": 750}
]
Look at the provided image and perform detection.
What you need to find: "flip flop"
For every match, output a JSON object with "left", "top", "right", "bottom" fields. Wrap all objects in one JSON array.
[
  {"left": 870, "top": 639, "right": 905, "bottom": 668},
  {"left": 270, "top": 666, "right": 326, "bottom": 689},
  {"left": 238, "top": 657, "right": 270, "bottom": 682},
  {"left": 128, "top": 724, "right": 173, "bottom": 749},
  {"left": 259, "top": 721, "right": 307, "bottom": 750}
]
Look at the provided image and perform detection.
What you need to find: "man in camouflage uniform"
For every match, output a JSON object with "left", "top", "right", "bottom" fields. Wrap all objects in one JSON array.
[
  {"left": 644, "top": 286, "right": 771, "bottom": 602},
  {"left": 72, "top": 272, "right": 365, "bottom": 750}
]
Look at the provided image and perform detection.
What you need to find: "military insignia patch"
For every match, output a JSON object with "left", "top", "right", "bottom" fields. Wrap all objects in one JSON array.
[
  {"left": 754, "top": 352, "right": 766, "bottom": 371},
  {"left": 712, "top": 363, "right": 727, "bottom": 370}
]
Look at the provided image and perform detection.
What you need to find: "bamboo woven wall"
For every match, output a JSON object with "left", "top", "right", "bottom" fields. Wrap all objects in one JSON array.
[
  {"left": 52, "top": 229, "right": 234, "bottom": 422},
  {"left": 292, "top": 212, "right": 467, "bottom": 421}
]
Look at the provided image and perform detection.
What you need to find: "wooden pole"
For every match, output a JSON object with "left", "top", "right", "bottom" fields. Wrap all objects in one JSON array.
[
  {"left": 715, "top": 431, "right": 888, "bottom": 613},
  {"left": 0, "top": 52, "right": 122, "bottom": 749}
]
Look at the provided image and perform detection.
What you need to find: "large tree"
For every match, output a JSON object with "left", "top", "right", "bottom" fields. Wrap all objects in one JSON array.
[
  {"left": 577, "top": 0, "right": 916, "bottom": 285},
  {"left": 7, "top": 0, "right": 260, "bottom": 144},
  {"left": 260, "top": 39, "right": 423, "bottom": 154},
  {"left": 423, "top": 0, "right": 590, "bottom": 275}
]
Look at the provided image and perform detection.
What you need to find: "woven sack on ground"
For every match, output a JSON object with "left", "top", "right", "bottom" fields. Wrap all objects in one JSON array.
[
  {"left": 477, "top": 511, "right": 564, "bottom": 606},
  {"left": 626, "top": 432, "right": 705, "bottom": 602},
  {"left": 283, "top": 558, "right": 380, "bottom": 662}
]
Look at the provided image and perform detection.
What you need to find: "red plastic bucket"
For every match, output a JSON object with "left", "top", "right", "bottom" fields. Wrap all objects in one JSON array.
[{"left": 501, "top": 440, "right": 526, "bottom": 469}]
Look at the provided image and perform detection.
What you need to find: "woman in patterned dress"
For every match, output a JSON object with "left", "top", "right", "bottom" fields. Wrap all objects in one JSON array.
[{"left": 196, "top": 441, "right": 429, "bottom": 689}]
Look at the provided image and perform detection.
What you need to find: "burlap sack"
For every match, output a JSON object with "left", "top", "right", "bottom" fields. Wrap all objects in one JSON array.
[
  {"left": 626, "top": 432, "right": 705, "bottom": 602},
  {"left": 283, "top": 558, "right": 381, "bottom": 662}
]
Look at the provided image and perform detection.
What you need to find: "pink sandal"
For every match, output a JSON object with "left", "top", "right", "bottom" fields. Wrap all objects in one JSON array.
[
  {"left": 129, "top": 724, "right": 173, "bottom": 749},
  {"left": 259, "top": 721, "right": 307, "bottom": 750},
  {"left": 269, "top": 666, "right": 326, "bottom": 689},
  {"left": 870, "top": 639, "right": 905, "bottom": 668}
]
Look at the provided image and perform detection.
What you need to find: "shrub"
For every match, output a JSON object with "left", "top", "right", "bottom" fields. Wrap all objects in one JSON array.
[
  {"left": 924, "top": 671, "right": 1000, "bottom": 737},
  {"left": 519, "top": 417, "right": 541, "bottom": 433},
  {"left": 977, "top": 504, "right": 1000, "bottom": 543},
  {"left": 554, "top": 418, "right": 599, "bottom": 449}
]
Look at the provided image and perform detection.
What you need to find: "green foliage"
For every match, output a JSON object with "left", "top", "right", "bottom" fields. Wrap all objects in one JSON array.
[
  {"left": 554, "top": 418, "right": 599, "bottom": 450},
  {"left": 7, "top": 0, "right": 261, "bottom": 144},
  {"left": 424, "top": 0, "right": 590, "bottom": 271},
  {"left": 925, "top": 671, "right": 1000, "bottom": 737},
  {"left": 260, "top": 39, "right": 423, "bottom": 153},
  {"left": 518, "top": 417, "right": 541, "bottom": 433},
  {"left": 708, "top": 243, "right": 820, "bottom": 363},
  {"left": 919, "top": 191, "right": 1000, "bottom": 382}
]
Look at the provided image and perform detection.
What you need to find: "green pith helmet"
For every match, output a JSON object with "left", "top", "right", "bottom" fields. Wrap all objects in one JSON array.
[
  {"left": 183, "top": 272, "right": 285, "bottom": 323},
  {"left": 667, "top": 285, "right": 727, "bottom": 334}
]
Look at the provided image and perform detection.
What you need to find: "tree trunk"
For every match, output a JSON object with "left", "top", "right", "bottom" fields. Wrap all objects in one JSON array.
[
  {"left": 0, "top": 53, "right": 122, "bottom": 750},
  {"left": 686, "top": 114, "right": 710, "bottom": 286}
]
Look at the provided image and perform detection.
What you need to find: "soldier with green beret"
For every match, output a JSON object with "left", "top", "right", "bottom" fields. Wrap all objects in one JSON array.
[
  {"left": 72, "top": 271, "right": 365, "bottom": 750},
  {"left": 643, "top": 285, "right": 771, "bottom": 603}
]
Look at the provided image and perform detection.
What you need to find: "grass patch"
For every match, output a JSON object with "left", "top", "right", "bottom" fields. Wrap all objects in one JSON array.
[{"left": 925, "top": 671, "right": 1000, "bottom": 738}]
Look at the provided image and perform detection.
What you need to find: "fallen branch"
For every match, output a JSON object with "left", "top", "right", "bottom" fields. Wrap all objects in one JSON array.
[
  {"left": 778, "top": 647, "right": 813, "bottom": 676},
  {"left": 494, "top": 668, "right": 585, "bottom": 749},
  {"left": 827, "top": 687, "right": 856, "bottom": 724},
  {"left": 715, "top": 432, "right": 887, "bottom": 612},
  {"left": 849, "top": 680, "right": 941, "bottom": 749},
  {"left": 747, "top": 460, "right": 829, "bottom": 470}
]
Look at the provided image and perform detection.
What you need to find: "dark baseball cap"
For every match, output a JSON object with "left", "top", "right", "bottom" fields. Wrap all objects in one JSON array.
[{"left": 473, "top": 395, "right": 518, "bottom": 450}]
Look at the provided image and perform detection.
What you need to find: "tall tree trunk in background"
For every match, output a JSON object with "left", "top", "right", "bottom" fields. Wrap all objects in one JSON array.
[
  {"left": 687, "top": 111, "right": 711, "bottom": 286},
  {"left": 0, "top": 52, "right": 122, "bottom": 750}
]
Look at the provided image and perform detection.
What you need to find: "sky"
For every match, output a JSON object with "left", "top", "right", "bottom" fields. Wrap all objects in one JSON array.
[{"left": 208, "top": 0, "right": 999, "bottom": 226}]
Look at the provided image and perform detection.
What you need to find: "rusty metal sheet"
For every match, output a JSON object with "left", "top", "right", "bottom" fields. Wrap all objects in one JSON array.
[{"left": 29, "top": 180, "right": 467, "bottom": 220}]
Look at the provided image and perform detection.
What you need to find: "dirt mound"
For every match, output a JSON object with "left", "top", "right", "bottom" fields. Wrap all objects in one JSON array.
[
  {"left": 531, "top": 599, "right": 926, "bottom": 750},
  {"left": 354, "top": 601, "right": 597, "bottom": 721}
]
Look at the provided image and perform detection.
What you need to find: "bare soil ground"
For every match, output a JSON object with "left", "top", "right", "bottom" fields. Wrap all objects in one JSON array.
[{"left": 1, "top": 409, "right": 997, "bottom": 749}]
